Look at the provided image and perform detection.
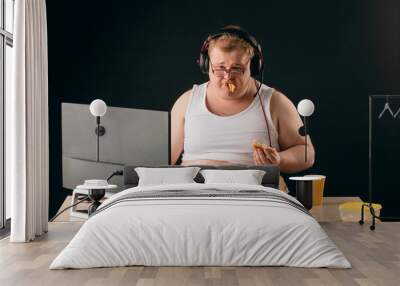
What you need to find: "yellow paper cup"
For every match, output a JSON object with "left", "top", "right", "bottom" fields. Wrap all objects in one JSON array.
[
  {"left": 304, "top": 175, "right": 326, "bottom": 206},
  {"left": 339, "top": 202, "right": 382, "bottom": 222}
]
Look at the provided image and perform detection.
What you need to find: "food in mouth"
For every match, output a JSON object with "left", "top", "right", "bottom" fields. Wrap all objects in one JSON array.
[{"left": 227, "top": 83, "right": 236, "bottom": 93}]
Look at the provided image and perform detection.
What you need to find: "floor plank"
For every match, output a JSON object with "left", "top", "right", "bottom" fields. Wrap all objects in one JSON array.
[{"left": 1, "top": 221, "right": 400, "bottom": 286}]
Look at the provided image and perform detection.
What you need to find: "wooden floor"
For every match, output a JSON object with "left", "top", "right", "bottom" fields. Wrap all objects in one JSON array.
[{"left": 1, "top": 220, "right": 400, "bottom": 286}]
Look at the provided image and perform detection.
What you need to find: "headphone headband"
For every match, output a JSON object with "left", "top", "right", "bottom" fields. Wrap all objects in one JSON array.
[{"left": 208, "top": 28, "right": 259, "bottom": 52}]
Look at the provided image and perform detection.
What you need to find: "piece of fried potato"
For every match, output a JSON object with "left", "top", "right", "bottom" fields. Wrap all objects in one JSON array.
[
  {"left": 252, "top": 139, "right": 269, "bottom": 150},
  {"left": 227, "top": 83, "right": 236, "bottom": 93}
]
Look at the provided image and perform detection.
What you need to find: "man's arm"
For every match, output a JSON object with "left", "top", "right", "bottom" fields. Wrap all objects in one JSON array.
[
  {"left": 170, "top": 90, "right": 192, "bottom": 165},
  {"left": 271, "top": 90, "right": 315, "bottom": 173}
]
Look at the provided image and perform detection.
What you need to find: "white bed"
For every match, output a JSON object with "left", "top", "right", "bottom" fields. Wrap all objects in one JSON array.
[{"left": 50, "top": 183, "right": 351, "bottom": 269}]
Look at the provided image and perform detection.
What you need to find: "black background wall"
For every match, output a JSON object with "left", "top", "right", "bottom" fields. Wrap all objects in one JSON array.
[{"left": 46, "top": 0, "right": 400, "bottom": 218}]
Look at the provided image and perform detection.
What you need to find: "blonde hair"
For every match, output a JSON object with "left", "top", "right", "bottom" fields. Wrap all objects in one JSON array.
[{"left": 208, "top": 25, "right": 255, "bottom": 59}]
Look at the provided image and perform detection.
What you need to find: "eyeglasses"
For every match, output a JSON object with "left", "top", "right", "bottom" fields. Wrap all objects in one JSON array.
[{"left": 210, "top": 61, "right": 247, "bottom": 77}]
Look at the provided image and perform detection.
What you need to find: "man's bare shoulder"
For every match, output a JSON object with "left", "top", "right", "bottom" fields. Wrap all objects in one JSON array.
[
  {"left": 270, "top": 89, "right": 297, "bottom": 118},
  {"left": 271, "top": 89, "right": 294, "bottom": 109},
  {"left": 171, "top": 89, "right": 193, "bottom": 118}
]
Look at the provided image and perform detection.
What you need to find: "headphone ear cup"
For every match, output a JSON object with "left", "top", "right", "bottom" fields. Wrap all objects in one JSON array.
[
  {"left": 202, "top": 54, "right": 209, "bottom": 74},
  {"left": 198, "top": 51, "right": 209, "bottom": 74},
  {"left": 250, "top": 56, "right": 260, "bottom": 77}
]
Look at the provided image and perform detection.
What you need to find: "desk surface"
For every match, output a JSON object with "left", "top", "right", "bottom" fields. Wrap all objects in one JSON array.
[
  {"left": 55, "top": 195, "right": 362, "bottom": 222},
  {"left": 310, "top": 196, "right": 362, "bottom": 222}
]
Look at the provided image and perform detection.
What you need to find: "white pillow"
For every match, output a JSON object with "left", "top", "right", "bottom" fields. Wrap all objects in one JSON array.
[
  {"left": 135, "top": 167, "right": 201, "bottom": 186},
  {"left": 200, "top": 169, "right": 266, "bottom": 185}
]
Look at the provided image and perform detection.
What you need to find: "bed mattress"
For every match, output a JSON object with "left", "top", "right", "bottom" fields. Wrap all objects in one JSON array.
[{"left": 50, "top": 183, "right": 351, "bottom": 269}]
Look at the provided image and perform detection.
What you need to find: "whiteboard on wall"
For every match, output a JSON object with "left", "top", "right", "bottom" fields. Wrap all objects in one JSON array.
[{"left": 62, "top": 103, "right": 169, "bottom": 189}]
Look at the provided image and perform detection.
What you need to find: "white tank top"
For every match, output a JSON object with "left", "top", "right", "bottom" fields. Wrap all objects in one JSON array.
[{"left": 182, "top": 82, "right": 280, "bottom": 165}]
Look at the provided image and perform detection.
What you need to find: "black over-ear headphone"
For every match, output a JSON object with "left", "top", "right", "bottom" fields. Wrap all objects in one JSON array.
[{"left": 198, "top": 27, "right": 264, "bottom": 77}]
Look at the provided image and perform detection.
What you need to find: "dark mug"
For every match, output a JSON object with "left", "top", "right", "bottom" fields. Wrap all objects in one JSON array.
[{"left": 295, "top": 181, "right": 313, "bottom": 210}]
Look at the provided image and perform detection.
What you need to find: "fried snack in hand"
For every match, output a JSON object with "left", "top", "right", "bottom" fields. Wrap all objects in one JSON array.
[
  {"left": 252, "top": 139, "right": 269, "bottom": 150},
  {"left": 227, "top": 83, "right": 236, "bottom": 93}
]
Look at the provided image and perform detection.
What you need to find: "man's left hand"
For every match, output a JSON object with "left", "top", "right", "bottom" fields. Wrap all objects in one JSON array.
[{"left": 253, "top": 146, "right": 281, "bottom": 166}]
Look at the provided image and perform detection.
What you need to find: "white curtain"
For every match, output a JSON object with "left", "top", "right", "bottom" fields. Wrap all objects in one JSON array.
[{"left": 8, "top": 0, "right": 49, "bottom": 242}]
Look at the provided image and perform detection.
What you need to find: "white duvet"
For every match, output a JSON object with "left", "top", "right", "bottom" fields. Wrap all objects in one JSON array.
[{"left": 50, "top": 183, "right": 351, "bottom": 269}]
